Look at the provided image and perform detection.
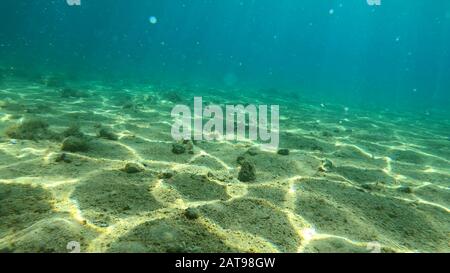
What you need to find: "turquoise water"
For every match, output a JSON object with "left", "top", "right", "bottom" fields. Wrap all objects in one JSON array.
[
  {"left": 0, "top": 1, "right": 449, "bottom": 253},
  {"left": 1, "top": 0, "right": 449, "bottom": 110}
]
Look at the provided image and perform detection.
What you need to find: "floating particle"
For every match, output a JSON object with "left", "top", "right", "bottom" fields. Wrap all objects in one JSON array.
[
  {"left": 329, "top": 9, "right": 335, "bottom": 15},
  {"left": 149, "top": 16, "right": 158, "bottom": 24}
]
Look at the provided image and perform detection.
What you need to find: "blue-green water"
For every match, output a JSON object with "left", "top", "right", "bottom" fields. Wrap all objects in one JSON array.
[{"left": 1, "top": 0, "right": 450, "bottom": 110}]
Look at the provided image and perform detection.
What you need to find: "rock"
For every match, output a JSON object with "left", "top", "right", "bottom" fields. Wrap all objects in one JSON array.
[
  {"left": 122, "top": 162, "right": 144, "bottom": 174},
  {"left": 397, "top": 185, "right": 413, "bottom": 194},
  {"left": 6, "top": 118, "right": 59, "bottom": 141},
  {"left": 277, "top": 148, "right": 290, "bottom": 156},
  {"left": 323, "top": 159, "right": 333, "bottom": 169},
  {"left": 62, "top": 124, "right": 84, "bottom": 138},
  {"left": 97, "top": 128, "right": 118, "bottom": 141},
  {"left": 361, "top": 183, "right": 374, "bottom": 190},
  {"left": 246, "top": 147, "right": 259, "bottom": 156},
  {"left": 61, "top": 137, "right": 89, "bottom": 152},
  {"left": 184, "top": 207, "right": 200, "bottom": 220},
  {"left": 158, "top": 171, "right": 174, "bottom": 179},
  {"left": 236, "top": 155, "right": 246, "bottom": 165},
  {"left": 238, "top": 161, "right": 256, "bottom": 182},
  {"left": 55, "top": 153, "right": 72, "bottom": 163},
  {"left": 172, "top": 143, "right": 186, "bottom": 154}
]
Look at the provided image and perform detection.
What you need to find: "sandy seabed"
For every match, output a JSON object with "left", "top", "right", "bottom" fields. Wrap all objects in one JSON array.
[{"left": 0, "top": 76, "right": 449, "bottom": 253}]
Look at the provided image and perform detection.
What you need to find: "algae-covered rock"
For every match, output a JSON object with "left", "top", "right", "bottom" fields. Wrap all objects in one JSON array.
[
  {"left": 5, "top": 119, "right": 59, "bottom": 141},
  {"left": 184, "top": 207, "right": 200, "bottom": 220},
  {"left": 172, "top": 143, "right": 186, "bottom": 154},
  {"left": 97, "top": 127, "right": 118, "bottom": 141},
  {"left": 61, "top": 136, "right": 90, "bottom": 152},
  {"left": 397, "top": 185, "right": 413, "bottom": 194},
  {"left": 121, "top": 162, "right": 144, "bottom": 174},
  {"left": 238, "top": 161, "right": 256, "bottom": 182},
  {"left": 277, "top": 148, "right": 290, "bottom": 156},
  {"left": 55, "top": 153, "right": 72, "bottom": 163},
  {"left": 62, "top": 124, "right": 84, "bottom": 138}
]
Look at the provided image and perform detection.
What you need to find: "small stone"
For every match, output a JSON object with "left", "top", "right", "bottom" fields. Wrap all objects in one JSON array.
[
  {"left": 184, "top": 207, "right": 200, "bottom": 220},
  {"left": 361, "top": 183, "right": 373, "bottom": 190},
  {"left": 97, "top": 128, "right": 118, "bottom": 141},
  {"left": 323, "top": 159, "right": 333, "bottom": 169},
  {"left": 277, "top": 148, "right": 290, "bottom": 156},
  {"left": 172, "top": 143, "right": 186, "bottom": 154},
  {"left": 158, "top": 171, "right": 174, "bottom": 179},
  {"left": 246, "top": 147, "right": 259, "bottom": 156},
  {"left": 236, "top": 155, "right": 246, "bottom": 165},
  {"left": 61, "top": 136, "right": 89, "bottom": 152},
  {"left": 238, "top": 161, "right": 256, "bottom": 182},
  {"left": 10, "top": 139, "right": 17, "bottom": 145},
  {"left": 55, "top": 153, "right": 72, "bottom": 163},
  {"left": 122, "top": 162, "right": 144, "bottom": 173},
  {"left": 397, "top": 185, "right": 413, "bottom": 194}
]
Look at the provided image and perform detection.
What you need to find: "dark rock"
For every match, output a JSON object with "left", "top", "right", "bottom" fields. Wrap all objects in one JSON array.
[
  {"left": 184, "top": 207, "right": 200, "bottom": 220},
  {"left": 323, "top": 159, "right": 333, "bottom": 169},
  {"left": 236, "top": 155, "right": 246, "bottom": 165},
  {"left": 61, "top": 137, "right": 90, "bottom": 152},
  {"left": 55, "top": 153, "right": 72, "bottom": 163},
  {"left": 158, "top": 171, "right": 174, "bottom": 179},
  {"left": 397, "top": 185, "right": 413, "bottom": 194},
  {"left": 62, "top": 124, "right": 84, "bottom": 138},
  {"left": 361, "top": 183, "right": 374, "bottom": 190},
  {"left": 277, "top": 148, "right": 290, "bottom": 156},
  {"left": 97, "top": 128, "right": 118, "bottom": 141},
  {"left": 238, "top": 161, "right": 256, "bottom": 182},
  {"left": 172, "top": 143, "right": 186, "bottom": 154},
  {"left": 122, "top": 162, "right": 144, "bottom": 174},
  {"left": 246, "top": 147, "right": 259, "bottom": 156},
  {"left": 5, "top": 119, "right": 59, "bottom": 141}
]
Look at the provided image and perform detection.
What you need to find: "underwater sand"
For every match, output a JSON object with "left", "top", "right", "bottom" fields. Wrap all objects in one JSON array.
[{"left": 0, "top": 76, "right": 449, "bottom": 253}]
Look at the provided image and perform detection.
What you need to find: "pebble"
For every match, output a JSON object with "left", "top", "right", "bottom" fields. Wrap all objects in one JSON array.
[
  {"left": 184, "top": 207, "right": 200, "bottom": 220},
  {"left": 277, "top": 148, "right": 290, "bottom": 156},
  {"left": 172, "top": 143, "right": 186, "bottom": 154},
  {"left": 397, "top": 185, "right": 413, "bottom": 194},
  {"left": 238, "top": 161, "right": 256, "bottom": 182},
  {"left": 122, "top": 162, "right": 144, "bottom": 173}
]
